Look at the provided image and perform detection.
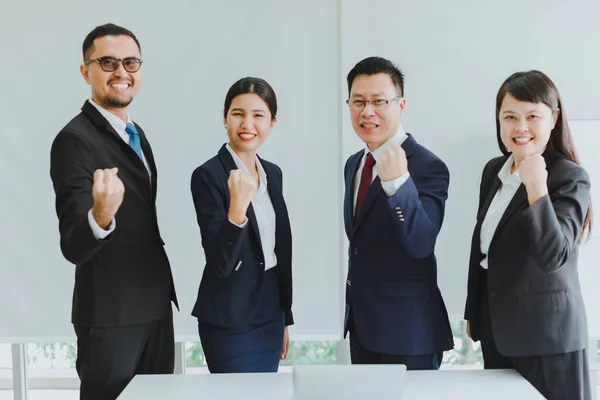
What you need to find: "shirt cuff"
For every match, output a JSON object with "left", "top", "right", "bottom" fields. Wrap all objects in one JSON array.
[
  {"left": 381, "top": 172, "right": 411, "bottom": 197},
  {"left": 88, "top": 209, "right": 116, "bottom": 240},
  {"left": 229, "top": 217, "right": 248, "bottom": 228}
]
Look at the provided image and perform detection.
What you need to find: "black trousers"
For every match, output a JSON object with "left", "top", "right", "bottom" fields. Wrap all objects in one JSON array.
[
  {"left": 478, "top": 268, "right": 591, "bottom": 400},
  {"left": 74, "top": 309, "right": 174, "bottom": 400}
]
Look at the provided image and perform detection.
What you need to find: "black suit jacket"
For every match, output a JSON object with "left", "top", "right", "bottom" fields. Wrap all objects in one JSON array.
[
  {"left": 50, "top": 100, "right": 178, "bottom": 328},
  {"left": 465, "top": 150, "right": 590, "bottom": 357},
  {"left": 190, "top": 145, "right": 293, "bottom": 329}
]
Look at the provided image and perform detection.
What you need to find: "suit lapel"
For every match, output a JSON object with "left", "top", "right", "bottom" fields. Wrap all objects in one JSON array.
[
  {"left": 477, "top": 177, "right": 502, "bottom": 222},
  {"left": 81, "top": 101, "right": 123, "bottom": 144},
  {"left": 81, "top": 101, "right": 152, "bottom": 194},
  {"left": 353, "top": 176, "right": 381, "bottom": 231},
  {"left": 349, "top": 134, "right": 420, "bottom": 234},
  {"left": 476, "top": 155, "right": 530, "bottom": 242},
  {"left": 262, "top": 160, "right": 286, "bottom": 235},
  {"left": 82, "top": 101, "right": 151, "bottom": 170},
  {"left": 492, "top": 184, "right": 527, "bottom": 240},
  {"left": 344, "top": 151, "right": 362, "bottom": 236},
  {"left": 135, "top": 125, "right": 156, "bottom": 199},
  {"left": 217, "top": 145, "right": 262, "bottom": 250}
]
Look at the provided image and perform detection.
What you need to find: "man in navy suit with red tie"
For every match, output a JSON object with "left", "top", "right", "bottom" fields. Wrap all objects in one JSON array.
[{"left": 343, "top": 57, "right": 453, "bottom": 370}]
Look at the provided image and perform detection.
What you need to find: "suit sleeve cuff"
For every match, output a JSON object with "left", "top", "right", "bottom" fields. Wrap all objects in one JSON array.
[
  {"left": 284, "top": 309, "right": 294, "bottom": 326},
  {"left": 228, "top": 217, "right": 248, "bottom": 228},
  {"left": 88, "top": 209, "right": 115, "bottom": 240},
  {"left": 381, "top": 172, "right": 411, "bottom": 197}
]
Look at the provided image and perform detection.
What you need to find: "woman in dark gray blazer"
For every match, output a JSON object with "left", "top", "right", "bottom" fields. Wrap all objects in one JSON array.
[{"left": 464, "top": 70, "right": 593, "bottom": 400}]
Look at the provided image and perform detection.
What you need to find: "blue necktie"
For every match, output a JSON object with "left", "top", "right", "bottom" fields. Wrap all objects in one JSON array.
[{"left": 125, "top": 122, "right": 144, "bottom": 162}]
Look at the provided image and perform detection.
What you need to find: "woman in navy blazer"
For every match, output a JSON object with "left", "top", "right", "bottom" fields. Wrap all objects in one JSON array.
[
  {"left": 465, "top": 71, "right": 592, "bottom": 400},
  {"left": 190, "top": 77, "right": 293, "bottom": 373}
]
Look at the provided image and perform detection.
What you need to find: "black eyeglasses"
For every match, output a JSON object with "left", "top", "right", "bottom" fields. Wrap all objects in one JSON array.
[{"left": 85, "top": 56, "right": 143, "bottom": 73}]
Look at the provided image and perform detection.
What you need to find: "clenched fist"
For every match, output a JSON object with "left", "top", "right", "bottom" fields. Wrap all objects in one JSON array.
[
  {"left": 228, "top": 169, "right": 258, "bottom": 225},
  {"left": 378, "top": 144, "right": 408, "bottom": 182},
  {"left": 91, "top": 168, "right": 125, "bottom": 229},
  {"left": 518, "top": 155, "right": 548, "bottom": 205}
]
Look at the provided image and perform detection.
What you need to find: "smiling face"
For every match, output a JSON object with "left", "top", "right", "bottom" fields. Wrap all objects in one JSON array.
[
  {"left": 80, "top": 34, "right": 142, "bottom": 118},
  {"left": 348, "top": 73, "right": 406, "bottom": 151},
  {"left": 498, "top": 93, "right": 558, "bottom": 163},
  {"left": 224, "top": 93, "right": 276, "bottom": 155}
]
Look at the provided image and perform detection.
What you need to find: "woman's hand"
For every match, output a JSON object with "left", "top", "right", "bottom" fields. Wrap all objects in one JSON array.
[
  {"left": 227, "top": 169, "right": 257, "bottom": 224},
  {"left": 280, "top": 326, "right": 290, "bottom": 360},
  {"left": 519, "top": 155, "right": 548, "bottom": 205}
]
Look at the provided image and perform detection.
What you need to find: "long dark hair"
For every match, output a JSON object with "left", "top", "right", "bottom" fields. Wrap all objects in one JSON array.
[{"left": 495, "top": 70, "right": 592, "bottom": 240}]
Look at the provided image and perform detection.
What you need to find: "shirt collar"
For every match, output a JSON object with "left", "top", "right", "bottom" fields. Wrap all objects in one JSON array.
[
  {"left": 225, "top": 144, "right": 267, "bottom": 187},
  {"left": 498, "top": 148, "right": 546, "bottom": 184},
  {"left": 497, "top": 154, "right": 521, "bottom": 184},
  {"left": 365, "top": 124, "right": 408, "bottom": 161},
  {"left": 89, "top": 98, "right": 132, "bottom": 133}
]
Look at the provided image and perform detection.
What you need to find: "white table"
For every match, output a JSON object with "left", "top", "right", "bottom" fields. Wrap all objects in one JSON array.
[{"left": 118, "top": 369, "right": 544, "bottom": 399}]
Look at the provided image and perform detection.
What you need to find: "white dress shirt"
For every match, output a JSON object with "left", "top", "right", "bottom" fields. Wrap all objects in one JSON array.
[
  {"left": 352, "top": 125, "right": 411, "bottom": 213},
  {"left": 479, "top": 154, "right": 522, "bottom": 269},
  {"left": 226, "top": 144, "right": 277, "bottom": 271},
  {"left": 87, "top": 99, "right": 150, "bottom": 240}
]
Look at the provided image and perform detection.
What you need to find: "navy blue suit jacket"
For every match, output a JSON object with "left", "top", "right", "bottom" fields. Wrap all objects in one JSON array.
[
  {"left": 343, "top": 134, "right": 453, "bottom": 356},
  {"left": 190, "top": 144, "right": 293, "bottom": 329}
]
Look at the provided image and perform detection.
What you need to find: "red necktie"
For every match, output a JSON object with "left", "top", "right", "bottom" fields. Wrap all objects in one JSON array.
[{"left": 355, "top": 153, "right": 376, "bottom": 219}]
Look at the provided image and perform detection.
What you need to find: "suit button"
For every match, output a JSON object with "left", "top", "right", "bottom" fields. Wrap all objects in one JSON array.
[
  {"left": 352, "top": 248, "right": 359, "bottom": 255},
  {"left": 490, "top": 291, "right": 495, "bottom": 297}
]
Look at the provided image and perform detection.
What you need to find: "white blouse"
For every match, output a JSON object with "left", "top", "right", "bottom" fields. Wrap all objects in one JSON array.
[
  {"left": 479, "top": 154, "right": 522, "bottom": 269},
  {"left": 226, "top": 144, "right": 277, "bottom": 271}
]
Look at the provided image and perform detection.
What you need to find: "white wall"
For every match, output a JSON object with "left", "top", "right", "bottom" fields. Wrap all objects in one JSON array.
[
  {"left": 0, "top": 0, "right": 599, "bottom": 341},
  {"left": 341, "top": 0, "right": 600, "bottom": 332},
  {"left": 0, "top": 0, "right": 343, "bottom": 341}
]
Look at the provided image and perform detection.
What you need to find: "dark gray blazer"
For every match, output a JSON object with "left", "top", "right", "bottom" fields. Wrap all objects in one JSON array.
[{"left": 464, "top": 150, "right": 590, "bottom": 357}]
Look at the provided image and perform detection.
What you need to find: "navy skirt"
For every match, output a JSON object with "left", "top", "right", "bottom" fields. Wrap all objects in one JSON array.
[{"left": 198, "top": 267, "right": 285, "bottom": 373}]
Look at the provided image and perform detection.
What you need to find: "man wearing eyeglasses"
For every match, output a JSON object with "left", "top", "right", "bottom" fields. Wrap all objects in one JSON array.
[
  {"left": 49, "top": 23, "right": 178, "bottom": 400},
  {"left": 343, "top": 57, "right": 453, "bottom": 370}
]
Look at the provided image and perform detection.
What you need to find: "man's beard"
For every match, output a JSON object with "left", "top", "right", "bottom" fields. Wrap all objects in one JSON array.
[{"left": 103, "top": 94, "right": 133, "bottom": 109}]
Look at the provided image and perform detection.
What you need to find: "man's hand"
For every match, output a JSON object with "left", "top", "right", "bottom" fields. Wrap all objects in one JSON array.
[
  {"left": 91, "top": 168, "right": 125, "bottom": 229},
  {"left": 378, "top": 144, "right": 408, "bottom": 182}
]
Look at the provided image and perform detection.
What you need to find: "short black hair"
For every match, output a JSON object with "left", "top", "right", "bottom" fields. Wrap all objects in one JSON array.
[
  {"left": 223, "top": 77, "right": 278, "bottom": 120},
  {"left": 82, "top": 23, "right": 141, "bottom": 62},
  {"left": 346, "top": 56, "right": 405, "bottom": 97}
]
